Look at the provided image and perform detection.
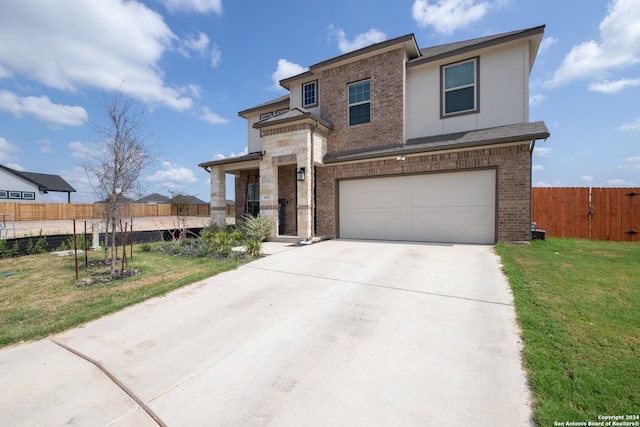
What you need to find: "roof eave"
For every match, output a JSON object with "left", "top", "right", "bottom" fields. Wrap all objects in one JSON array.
[
  {"left": 280, "top": 34, "right": 421, "bottom": 89},
  {"left": 238, "top": 96, "right": 290, "bottom": 118},
  {"left": 253, "top": 112, "right": 334, "bottom": 131},
  {"left": 198, "top": 152, "right": 264, "bottom": 170},
  {"left": 324, "top": 124, "right": 549, "bottom": 164},
  {"left": 408, "top": 25, "right": 545, "bottom": 68}
]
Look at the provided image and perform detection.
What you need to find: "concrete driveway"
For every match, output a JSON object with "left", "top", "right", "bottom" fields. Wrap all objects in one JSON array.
[{"left": 0, "top": 240, "right": 533, "bottom": 426}]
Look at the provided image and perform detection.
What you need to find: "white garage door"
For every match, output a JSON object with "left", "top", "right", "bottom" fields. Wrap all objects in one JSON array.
[{"left": 339, "top": 169, "right": 496, "bottom": 244}]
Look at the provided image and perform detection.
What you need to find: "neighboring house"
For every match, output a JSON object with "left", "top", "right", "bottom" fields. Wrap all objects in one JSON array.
[
  {"left": 0, "top": 164, "right": 76, "bottom": 203},
  {"left": 199, "top": 26, "right": 550, "bottom": 244},
  {"left": 137, "top": 193, "right": 171, "bottom": 204}
]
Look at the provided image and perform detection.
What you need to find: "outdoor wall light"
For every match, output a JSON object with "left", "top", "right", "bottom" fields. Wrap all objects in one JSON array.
[
  {"left": 396, "top": 156, "right": 406, "bottom": 161},
  {"left": 297, "top": 167, "right": 306, "bottom": 181}
]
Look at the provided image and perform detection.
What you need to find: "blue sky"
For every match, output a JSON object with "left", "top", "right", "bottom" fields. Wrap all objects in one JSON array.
[{"left": 1, "top": 0, "right": 639, "bottom": 202}]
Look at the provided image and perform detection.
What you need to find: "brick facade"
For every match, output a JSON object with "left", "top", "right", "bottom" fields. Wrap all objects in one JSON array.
[
  {"left": 315, "top": 143, "right": 532, "bottom": 242},
  {"left": 320, "top": 48, "right": 405, "bottom": 153},
  {"left": 235, "top": 169, "right": 259, "bottom": 222}
]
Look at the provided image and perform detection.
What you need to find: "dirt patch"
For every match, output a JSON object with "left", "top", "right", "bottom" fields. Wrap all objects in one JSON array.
[{"left": 76, "top": 268, "right": 141, "bottom": 287}]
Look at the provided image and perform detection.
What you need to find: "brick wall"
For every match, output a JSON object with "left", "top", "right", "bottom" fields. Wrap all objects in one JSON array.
[
  {"left": 320, "top": 48, "right": 405, "bottom": 154},
  {"left": 278, "top": 164, "right": 297, "bottom": 235},
  {"left": 315, "top": 143, "right": 532, "bottom": 242},
  {"left": 235, "top": 169, "right": 259, "bottom": 222}
]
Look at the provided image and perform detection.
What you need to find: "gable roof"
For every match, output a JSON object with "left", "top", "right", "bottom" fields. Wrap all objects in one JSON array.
[
  {"left": 408, "top": 25, "right": 545, "bottom": 68},
  {"left": 172, "top": 195, "right": 207, "bottom": 205},
  {"left": 0, "top": 164, "right": 76, "bottom": 193},
  {"left": 324, "top": 121, "right": 549, "bottom": 164},
  {"left": 137, "top": 193, "right": 171, "bottom": 204},
  {"left": 253, "top": 107, "right": 333, "bottom": 130},
  {"left": 238, "top": 94, "right": 290, "bottom": 118}
]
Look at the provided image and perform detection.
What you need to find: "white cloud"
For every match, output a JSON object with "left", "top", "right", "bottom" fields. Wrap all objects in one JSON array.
[
  {"left": 532, "top": 164, "right": 544, "bottom": 172},
  {"left": 412, "top": 0, "right": 492, "bottom": 34},
  {"left": 624, "top": 156, "right": 640, "bottom": 162},
  {"left": 0, "top": 90, "right": 88, "bottom": 126},
  {"left": 146, "top": 161, "right": 198, "bottom": 188},
  {"left": 181, "top": 32, "right": 210, "bottom": 56},
  {"left": 538, "top": 36, "right": 558, "bottom": 54},
  {"left": 606, "top": 178, "right": 634, "bottom": 186},
  {"left": 68, "top": 141, "right": 101, "bottom": 158},
  {"left": 59, "top": 165, "right": 95, "bottom": 202},
  {"left": 210, "top": 45, "right": 222, "bottom": 67},
  {"left": 529, "top": 94, "right": 545, "bottom": 106},
  {"left": 178, "top": 32, "right": 221, "bottom": 68},
  {"left": 535, "top": 181, "right": 552, "bottom": 187},
  {"left": 161, "top": 0, "right": 222, "bottom": 14},
  {"left": 581, "top": 175, "right": 594, "bottom": 182},
  {"left": 0, "top": 137, "right": 20, "bottom": 164},
  {"left": 0, "top": 1, "right": 193, "bottom": 111},
  {"left": 270, "top": 59, "right": 308, "bottom": 90},
  {"left": 198, "top": 106, "right": 229, "bottom": 124},
  {"left": 330, "top": 26, "right": 387, "bottom": 53},
  {"left": 588, "top": 78, "right": 640, "bottom": 94},
  {"left": 534, "top": 146, "right": 553, "bottom": 156},
  {"left": 620, "top": 117, "right": 640, "bottom": 132},
  {"left": 547, "top": 0, "right": 640, "bottom": 87}
]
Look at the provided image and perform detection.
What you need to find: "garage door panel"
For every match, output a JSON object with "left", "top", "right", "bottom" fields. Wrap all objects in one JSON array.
[
  {"left": 339, "top": 170, "right": 496, "bottom": 244},
  {"left": 340, "top": 208, "right": 403, "bottom": 240}
]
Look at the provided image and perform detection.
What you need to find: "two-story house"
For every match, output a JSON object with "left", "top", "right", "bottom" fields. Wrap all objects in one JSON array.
[{"left": 199, "top": 25, "right": 550, "bottom": 244}]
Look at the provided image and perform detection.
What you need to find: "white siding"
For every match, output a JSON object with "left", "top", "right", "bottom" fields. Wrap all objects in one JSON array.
[
  {"left": 406, "top": 40, "right": 529, "bottom": 140},
  {"left": 0, "top": 169, "right": 42, "bottom": 201},
  {"left": 247, "top": 115, "right": 262, "bottom": 154}
]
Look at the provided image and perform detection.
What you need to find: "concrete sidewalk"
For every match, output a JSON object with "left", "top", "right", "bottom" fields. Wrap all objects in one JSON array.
[{"left": 0, "top": 240, "right": 533, "bottom": 426}]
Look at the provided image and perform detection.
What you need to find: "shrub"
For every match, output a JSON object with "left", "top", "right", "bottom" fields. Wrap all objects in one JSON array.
[
  {"left": 26, "top": 236, "right": 48, "bottom": 255},
  {"left": 0, "top": 239, "right": 18, "bottom": 259},
  {"left": 237, "top": 214, "right": 272, "bottom": 242},
  {"left": 140, "top": 242, "right": 152, "bottom": 252},
  {"left": 244, "top": 238, "right": 262, "bottom": 257}
]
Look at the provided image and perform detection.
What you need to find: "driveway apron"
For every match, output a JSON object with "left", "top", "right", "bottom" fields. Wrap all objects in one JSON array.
[{"left": 0, "top": 240, "right": 532, "bottom": 426}]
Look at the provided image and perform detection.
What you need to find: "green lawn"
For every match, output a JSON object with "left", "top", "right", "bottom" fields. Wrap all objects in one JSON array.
[
  {"left": 0, "top": 246, "right": 248, "bottom": 347},
  {"left": 495, "top": 239, "right": 639, "bottom": 426}
]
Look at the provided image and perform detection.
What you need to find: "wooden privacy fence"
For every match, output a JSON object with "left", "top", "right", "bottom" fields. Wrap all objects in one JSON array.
[
  {"left": 532, "top": 187, "right": 640, "bottom": 241},
  {"left": 0, "top": 202, "right": 211, "bottom": 221}
]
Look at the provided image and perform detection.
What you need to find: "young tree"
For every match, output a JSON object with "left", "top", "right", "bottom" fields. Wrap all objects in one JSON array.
[
  {"left": 169, "top": 189, "right": 190, "bottom": 240},
  {"left": 82, "top": 86, "right": 156, "bottom": 274}
]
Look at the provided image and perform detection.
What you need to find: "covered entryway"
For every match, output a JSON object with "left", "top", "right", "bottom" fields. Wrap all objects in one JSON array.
[{"left": 339, "top": 169, "right": 496, "bottom": 244}]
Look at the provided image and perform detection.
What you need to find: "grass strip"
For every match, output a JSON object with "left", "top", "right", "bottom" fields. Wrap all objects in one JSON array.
[
  {"left": 495, "top": 238, "right": 639, "bottom": 425},
  {"left": 0, "top": 247, "right": 248, "bottom": 347}
]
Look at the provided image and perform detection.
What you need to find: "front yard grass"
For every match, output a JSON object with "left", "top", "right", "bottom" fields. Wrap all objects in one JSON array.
[
  {"left": 495, "top": 238, "right": 639, "bottom": 426},
  {"left": 0, "top": 246, "right": 248, "bottom": 348}
]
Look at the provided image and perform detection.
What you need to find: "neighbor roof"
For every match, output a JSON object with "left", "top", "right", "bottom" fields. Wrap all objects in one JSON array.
[
  {"left": 0, "top": 164, "right": 76, "bottom": 193},
  {"left": 324, "top": 121, "right": 550, "bottom": 164}
]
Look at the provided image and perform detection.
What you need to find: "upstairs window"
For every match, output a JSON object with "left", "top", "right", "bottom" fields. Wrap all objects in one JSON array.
[
  {"left": 348, "top": 80, "right": 370, "bottom": 126},
  {"left": 442, "top": 58, "right": 478, "bottom": 116},
  {"left": 260, "top": 112, "right": 273, "bottom": 121},
  {"left": 303, "top": 81, "right": 317, "bottom": 107}
]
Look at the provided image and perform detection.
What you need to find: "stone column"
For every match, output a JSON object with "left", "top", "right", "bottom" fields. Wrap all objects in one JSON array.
[
  {"left": 297, "top": 138, "right": 313, "bottom": 240},
  {"left": 209, "top": 168, "right": 227, "bottom": 226},
  {"left": 259, "top": 160, "right": 278, "bottom": 238}
]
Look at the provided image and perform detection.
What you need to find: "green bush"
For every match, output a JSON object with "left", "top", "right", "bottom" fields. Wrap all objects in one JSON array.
[
  {"left": 237, "top": 214, "right": 272, "bottom": 242},
  {"left": 0, "top": 239, "right": 18, "bottom": 259},
  {"left": 26, "top": 236, "right": 47, "bottom": 255},
  {"left": 140, "top": 242, "right": 152, "bottom": 252}
]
